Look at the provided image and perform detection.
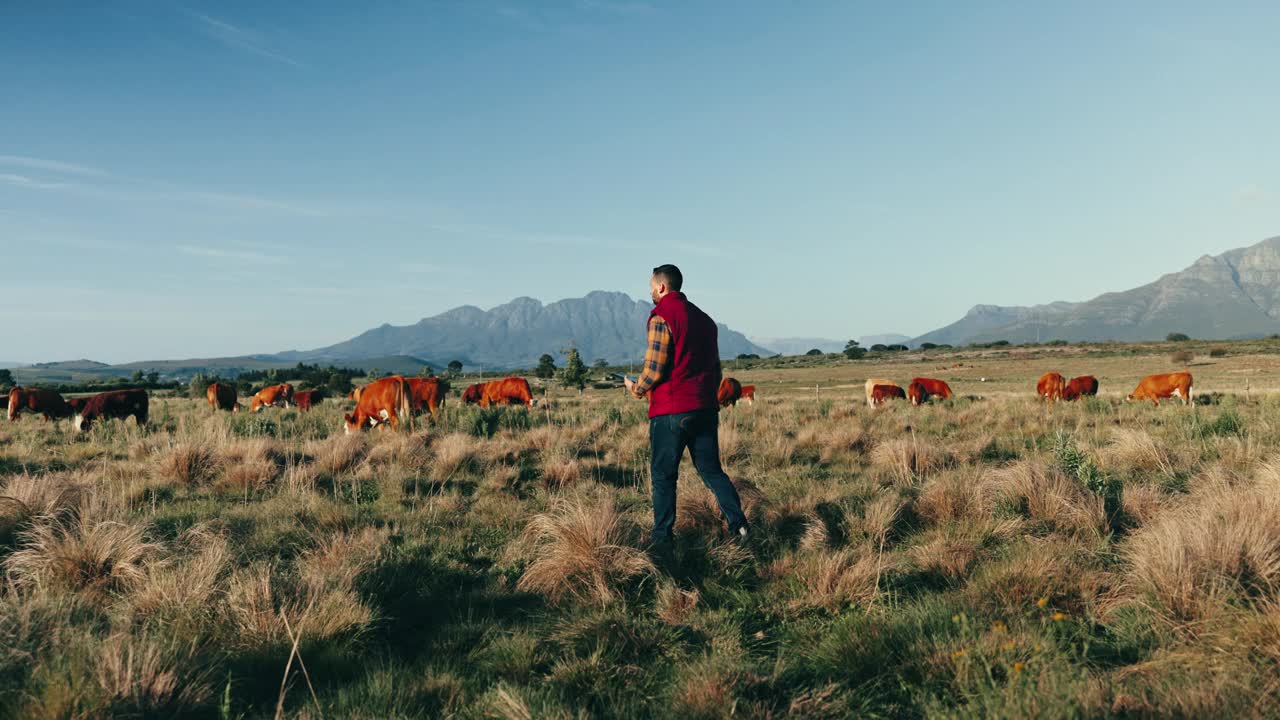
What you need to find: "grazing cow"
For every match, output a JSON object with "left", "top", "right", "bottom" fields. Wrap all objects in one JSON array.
[
  {"left": 1063, "top": 376, "right": 1099, "bottom": 402},
  {"left": 907, "top": 381, "right": 927, "bottom": 406},
  {"left": 73, "top": 389, "right": 149, "bottom": 432},
  {"left": 463, "top": 377, "right": 535, "bottom": 408},
  {"left": 207, "top": 382, "right": 239, "bottom": 412},
  {"left": 739, "top": 385, "right": 756, "bottom": 405},
  {"left": 910, "top": 377, "right": 953, "bottom": 403},
  {"left": 1127, "top": 372, "right": 1194, "bottom": 406},
  {"left": 293, "top": 389, "right": 325, "bottom": 412},
  {"left": 344, "top": 375, "right": 413, "bottom": 433},
  {"left": 718, "top": 377, "right": 744, "bottom": 408},
  {"left": 250, "top": 383, "right": 295, "bottom": 413},
  {"left": 65, "top": 396, "right": 89, "bottom": 413},
  {"left": 407, "top": 377, "right": 445, "bottom": 418},
  {"left": 865, "top": 378, "right": 896, "bottom": 408},
  {"left": 1037, "top": 372, "right": 1066, "bottom": 402},
  {"left": 871, "top": 383, "right": 906, "bottom": 407},
  {"left": 7, "top": 387, "right": 73, "bottom": 422}
]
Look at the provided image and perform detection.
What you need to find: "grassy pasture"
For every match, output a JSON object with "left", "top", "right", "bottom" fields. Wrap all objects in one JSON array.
[{"left": 2, "top": 345, "right": 1280, "bottom": 718}]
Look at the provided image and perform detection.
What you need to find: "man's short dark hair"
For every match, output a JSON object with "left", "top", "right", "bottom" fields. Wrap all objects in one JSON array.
[{"left": 652, "top": 264, "right": 683, "bottom": 292}]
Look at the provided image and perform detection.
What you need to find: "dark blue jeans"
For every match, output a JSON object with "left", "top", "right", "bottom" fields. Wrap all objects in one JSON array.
[{"left": 650, "top": 408, "right": 748, "bottom": 546}]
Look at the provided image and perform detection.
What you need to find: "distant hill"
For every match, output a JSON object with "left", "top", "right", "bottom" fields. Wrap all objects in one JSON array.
[
  {"left": 276, "top": 291, "right": 772, "bottom": 369},
  {"left": 751, "top": 337, "right": 845, "bottom": 356},
  {"left": 913, "top": 235, "right": 1280, "bottom": 346}
]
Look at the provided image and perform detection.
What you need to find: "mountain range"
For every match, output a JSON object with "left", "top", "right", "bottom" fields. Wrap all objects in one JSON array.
[
  {"left": 913, "top": 236, "right": 1280, "bottom": 346},
  {"left": 276, "top": 291, "right": 773, "bottom": 369}
]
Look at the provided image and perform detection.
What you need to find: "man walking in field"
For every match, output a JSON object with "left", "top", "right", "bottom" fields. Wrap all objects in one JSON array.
[{"left": 625, "top": 264, "right": 749, "bottom": 562}]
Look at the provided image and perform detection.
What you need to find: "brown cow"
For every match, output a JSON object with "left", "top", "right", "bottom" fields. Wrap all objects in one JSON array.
[
  {"left": 907, "top": 381, "right": 927, "bottom": 406},
  {"left": 739, "top": 385, "right": 756, "bottom": 405},
  {"left": 73, "top": 389, "right": 149, "bottom": 432},
  {"left": 718, "top": 377, "right": 743, "bottom": 408},
  {"left": 7, "top": 387, "right": 73, "bottom": 422},
  {"left": 293, "top": 389, "right": 325, "bottom": 412},
  {"left": 1037, "top": 372, "right": 1066, "bottom": 402},
  {"left": 207, "top": 382, "right": 239, "bottom": 412},
  {"left": 865, "top": 378, "right": 895, "bottom": 408},
  {"left": 1127, "top": 372, "right": 1194, "bottom": 406},
  {"left": 871, "top": 383, "right": 906, "bottom": 407},
  {"left": 406, "top": 377, "right": 445, "bottom": 418},
  {"left": 347, "top": 386, "right": 365, "bottom": 403},
  {"left": 344, "top": 376, "right": 414, "bottom": 433},
  {"left": 1063, "top": 376, "right": 1099, "bottom": 401},
  {"left": 910, "top": 377, "right": 952, "bottom": 402},
  {"left": 463, "top": 378, "right": 535, "bottom": 408},
  {"left": 250, "top": 383, "right": 295, "bottom": 413}
]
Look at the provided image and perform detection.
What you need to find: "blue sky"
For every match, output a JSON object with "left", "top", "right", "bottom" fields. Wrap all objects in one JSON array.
[{"left": 3, "top": 1, "right": 1278, "bottom": 363}]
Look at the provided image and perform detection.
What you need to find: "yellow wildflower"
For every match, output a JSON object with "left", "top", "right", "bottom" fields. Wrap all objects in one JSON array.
[
  {"left": 1052, "top": 612, "right": 1067, "bottom": 622},
  {"left": 1036, "top": 597, "right": 1049, "bottom": 608}
]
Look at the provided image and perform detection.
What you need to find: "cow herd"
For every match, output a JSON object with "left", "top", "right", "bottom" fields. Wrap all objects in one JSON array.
[
  {"left": 861, "top": 370, "right": 1195, "bottom": 409},
  {"left": 1, "top": 366, "right": 1201, "bottom": 437}
]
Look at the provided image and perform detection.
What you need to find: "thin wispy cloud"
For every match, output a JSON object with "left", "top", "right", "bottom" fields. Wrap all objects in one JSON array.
[
  {"left": 0, "top": 152, "right": 330, "bottom": 217},
  {"left": 574, "top": 0, "right": 655, "bottom": 15},
  {"left": 0, "top": 173, "right": 74, "bottom": 190},
  {"left": 0, "top": 155, "right": 109, "bottom": 177},
  {"left": 191, "top": 12, "right": 306, "bottom": 68},
  {"left": 177, "top": 245, "right": 287, "bottom": 264}
]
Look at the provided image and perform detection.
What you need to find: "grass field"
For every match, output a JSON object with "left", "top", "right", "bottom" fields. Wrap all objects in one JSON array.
[{"left": 3, "top": 345, "right": 1280, "bottom": 718}]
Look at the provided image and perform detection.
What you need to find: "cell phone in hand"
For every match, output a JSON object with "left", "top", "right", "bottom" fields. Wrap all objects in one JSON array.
[{"left": 623, "top": 375, "right": 638, "bottom": 384}]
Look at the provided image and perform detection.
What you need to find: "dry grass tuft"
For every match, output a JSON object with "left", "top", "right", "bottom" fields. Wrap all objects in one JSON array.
[
  {"left": 131, "top": 526, "right": 229, "bottom": 622},
  {"left": 656, "top": 583, "right": 700, "bottom": 625},
  {"left": 778, "top": 544, "right": 889, "bottom": 612},
  {"left": 870, "top": 436, "right": 948, "bottom": 484},
  {"left": 160, "top": 443, "right": 220, "bottom": 486},
  {"left": 515, "top": 494, "right": 655, "bottom": 606},
  {"left": 1125, "top": 482, "right": 1280, "bottom": 622},
  {"left": 95, "top": 633, "right": 213, "bottom": 713},
  {"left": 434, "top": 433, "right": 477, "bottom": 480},
  {"left": 312, "top": 434, "right": 368, "bottom": 476},
  {"left": 5, "top": 512, "right": 160, "bottom": 598},
  {"left": 990, "top": 461, "right": 1107, "bottom": 537}
]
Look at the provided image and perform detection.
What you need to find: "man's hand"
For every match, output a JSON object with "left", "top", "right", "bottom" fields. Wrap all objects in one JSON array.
[{"left": 624, "top": 376, "right": 636, "bottom": 396}]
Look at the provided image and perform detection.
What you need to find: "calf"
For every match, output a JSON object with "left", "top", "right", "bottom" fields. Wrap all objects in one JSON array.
[
  {"left": 871, "top": 383, "right": 906, "bottom": 407},
  {"left": 1063, "top": 376, "right": 1099, "bottom": 401}
]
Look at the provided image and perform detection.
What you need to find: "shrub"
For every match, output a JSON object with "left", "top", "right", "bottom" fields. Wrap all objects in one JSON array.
[
  {"left": 1171, "top": 350, "right": 1194, "bottom": 365},
  {"left": 466, "top": 408, "right": 504, "bottom": 438},
  {"left": 1166, "top": 332, "right": 1191, "bottom": 342},
  {"left": 1209, "top": 347, "right": 1228, "bottom": 358}
]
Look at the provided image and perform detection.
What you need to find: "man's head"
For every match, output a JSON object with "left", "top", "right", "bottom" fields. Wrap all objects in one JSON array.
[{"left": 650, "top": 264, "right": 683, "bottom": 305}]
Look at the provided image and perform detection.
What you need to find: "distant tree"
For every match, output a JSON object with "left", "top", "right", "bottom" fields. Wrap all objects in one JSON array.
[
  {"left": 736, "top": 353, "right": 760, "bottom": 361},
  {"left": 991, "top": 340, "right": 1010, "bottom": 347},
  {"left": 920, "top": 342, "right": 938, "bottom": 350},
  {"left": 145, "top": 371, "right": 160, "bottom": 386},
  {"left": 367, "top": 368, "right": 382, "bottom": 380},
  {"left": 1046, "top": 339, "right": 1069, "bottom": 347},
  {"left": 843, "top": 340, "right": 866, "bottom": 360},
  {"left": 886, "top": 344, "right": 909, "bottom": 352},
  {"left": 417, "top": 365, "right": 435, "bottom": 378},
  {"left": 188, "top": 373, "right": 212, "bottom": 399},
  {"left": 238, "top": 378, "right": 256, "bottom": 395},
  {"left": 0, "top": 368, "right": 13, "bottom": 389},
  {"left": 593, "top": 358, "right": 609, "bottom": 369},
  {"left": 131, "top": 370, "right": 144, "bottom": 384},
  {"left": 535, "top": 354, "right": 557, "bottom": 379},
  {"left": 870, "top": 344, "right": 888, "bottom": 352},
  {"left": 1166, "top": 332, "right": 1191, "bottom": 342},
  {"left": 447, "top": 360, "right": 463, "bottom": 375},
  {"left": 560, "top": 348, "right": 589, "bottom": 391},
  {"left": 326, "top": 372, "right": 352, "bottom": 395},
  {"left": 805, "top": 348, "right": 824, "bottom": 356}
]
